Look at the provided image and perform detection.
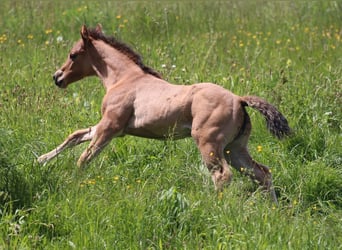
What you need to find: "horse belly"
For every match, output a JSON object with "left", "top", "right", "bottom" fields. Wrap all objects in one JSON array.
[{"left": 125, "top": 114, "right": 192, "bottom": 139}]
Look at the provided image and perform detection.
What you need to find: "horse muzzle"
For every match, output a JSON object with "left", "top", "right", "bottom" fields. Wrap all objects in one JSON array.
[{"left": 53, "top": 70, "right": 65, "bottom": 88}]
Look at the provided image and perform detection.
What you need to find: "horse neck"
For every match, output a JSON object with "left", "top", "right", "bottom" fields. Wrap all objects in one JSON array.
[{"left": 91, "top": 41, "right": 143, "bottom": 91}]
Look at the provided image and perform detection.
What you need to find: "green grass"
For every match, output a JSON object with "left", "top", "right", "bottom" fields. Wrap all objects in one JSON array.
[{"left": 1, "top": 0, "right": 341, "bottom": 249}]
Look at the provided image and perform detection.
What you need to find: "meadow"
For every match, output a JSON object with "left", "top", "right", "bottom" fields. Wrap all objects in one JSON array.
[{"left": 0, "top": 0, "right": 341, "bottom": 249}]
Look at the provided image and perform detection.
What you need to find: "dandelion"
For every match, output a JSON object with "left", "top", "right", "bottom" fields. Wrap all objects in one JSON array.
[
  {"left": 113, "top": 175, "right": 120, "bottom": 181},
  {"left": 116, "top": 15, "right": 121, "bottom": 19},
  {"left": 27, "top": 34, "right": 33, "bottom": 39},
  {"left": 276, "top": 40, "right": 281, "bottom": 45},
  {"left": 123, "top": 19, "right": 128, "bottom": 23},
  {"left": 257, "top": 145, "right": 262, "bottom": 152},
  {"left": 87, "top": 179, "right": 96, "bottom": 185},
  {"left": 45, "top": 41, "right": 50, "bottom": 45},
  {"left": 286, "top": 59, "right": 292, "bottom": 67},
  {"left": 240, "top": 167, "right": 245, "bottom": 172},
  {"left": 45, "top": 29, "right": 53, "bottom": 34},
  {"left": 56, "top": 36, "right": 63, "bottom": 43},
  {"left": 17, "top": 39, "right": 24, "bottom": 47},
  {"left": 119, "top": 24, "right": 125, "bottom": 28},
  {"left": 0, "top": 34, "right": 7, "bottom": 43},
  {"left": 136, "top": 179, "right": 141, "bottom": 184}
]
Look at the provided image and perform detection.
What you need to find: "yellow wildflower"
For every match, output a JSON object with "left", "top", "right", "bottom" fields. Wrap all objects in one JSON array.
[
  {"left": 45, "top": 29, "right": 53, "bottom": 34},
  {"left": 257, "top": 145, "right": 262, "bottom": 152},
  {"left": 286, "top": 59, "right": 292, "bottom": 67},
  {"left": 0, "top": 34, "right": 7, "bottom": 43}
]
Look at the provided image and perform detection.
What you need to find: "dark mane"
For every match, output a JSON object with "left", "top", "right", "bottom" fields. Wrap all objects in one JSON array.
[{"left": 88, "top": 28, "right": 162, "bottom": 79}]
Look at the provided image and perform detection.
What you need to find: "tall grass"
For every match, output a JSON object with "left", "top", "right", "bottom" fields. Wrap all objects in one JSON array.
[{"left": 0, "top": 0, "right": 341, "bottom": 249}]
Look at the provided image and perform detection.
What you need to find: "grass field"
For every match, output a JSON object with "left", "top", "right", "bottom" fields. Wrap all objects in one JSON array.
[{"left": 0, "top": 0, "right": 341, "bottom": 249}]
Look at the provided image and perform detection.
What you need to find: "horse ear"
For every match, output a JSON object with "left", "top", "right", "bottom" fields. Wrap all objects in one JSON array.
[
  {"left": 80, "top": 25, "right": 90, "bottom": 42},
  {"left": 95, "top": 24, "right": 103, "bottom": 33}
]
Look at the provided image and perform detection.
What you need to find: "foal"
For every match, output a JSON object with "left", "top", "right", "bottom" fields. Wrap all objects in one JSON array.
[{"left": 38, "top": 25, "right": 291, "bottom": 202}]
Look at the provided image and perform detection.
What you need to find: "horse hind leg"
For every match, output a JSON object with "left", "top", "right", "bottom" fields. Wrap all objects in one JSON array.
[
  {"left": 195, "top": 139, "right": 233, "bottom": 191},
  {"left": 225, "top": 146, "right": 278, "bottom": 203}
]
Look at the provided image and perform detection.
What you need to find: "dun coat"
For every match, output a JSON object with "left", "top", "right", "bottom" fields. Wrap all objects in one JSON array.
[{"left": 38, "top": 25, "right": 291, "bottom": 203}]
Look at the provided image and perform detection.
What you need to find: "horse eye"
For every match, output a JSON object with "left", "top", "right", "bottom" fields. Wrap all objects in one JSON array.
[{"left": 70, "top": 53, "right": 78, "bottom": 61}]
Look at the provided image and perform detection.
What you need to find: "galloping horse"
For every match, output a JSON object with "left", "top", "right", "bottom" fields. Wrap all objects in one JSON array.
[{"left": 38, "top": 25, "right": 291, "bottom": 202}]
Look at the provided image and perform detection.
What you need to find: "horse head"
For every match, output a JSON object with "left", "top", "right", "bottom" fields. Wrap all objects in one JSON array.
[{"left": 53, "top": 25, "right": 101, "bottom": 88}]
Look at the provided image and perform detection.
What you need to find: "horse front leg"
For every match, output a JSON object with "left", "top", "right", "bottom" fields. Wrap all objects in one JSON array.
[
  {"left": 77, "top": 120, "right": 121, "bottom": 169},
  {"left": 38, "top": 126, "right": 97, "bottom": 164}
]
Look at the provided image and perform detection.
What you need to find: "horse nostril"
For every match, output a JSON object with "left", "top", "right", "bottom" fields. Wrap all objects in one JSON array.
[
  {"left": 53, "top": 70, "right": 62, "bottom": 80},
  {"left": 53, "top": 70, "right": 64, "bottom": 87}
]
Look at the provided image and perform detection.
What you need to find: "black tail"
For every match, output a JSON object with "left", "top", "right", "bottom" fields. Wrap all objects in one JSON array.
[{"left": 242, "top": 96, "right": 291, "bottom": 139}]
